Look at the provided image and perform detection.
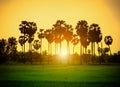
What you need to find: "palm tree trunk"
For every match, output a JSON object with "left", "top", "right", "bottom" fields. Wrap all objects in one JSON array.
[
  {"left": 94, "top": 43, "right": 95, "bottom": 56},
  {"left": 80, "top": 43, "right": 82, "bottom": 55},
  {"left": 67, "top": 41, "right": 70, "bottom": 55},
  {"left": 23, "top": 37, "right": 25, "bottom": 53},
  {"left": 83, "top": 46, "right": 84, "bottom": 54},
  {"left": 109, "top": 45, "right": 112, "bottom": 55},
  {"left": 55, "top": 43, "right": 58, "bottom": 55},
  {"left": 60, "top": 42, "right": 62, "bottom": 55},
  {"left": 40, "top": 39, "right": 42, "bottom": 54},
  {"left": 97, "top": 43, "right": 101, "bottom": 64},
  {"left": 91, "top": 42, "right": 93, "bottom": 63},
  {"left": 51, "top": 43, "right": 52, "bottom": 55},
  {"left": 29, "top": 43, "right": 30, "bottom": 51},
  {"left": 48, "top": 43, "right": 49, "bottom": 55},
  {"left": 73, "top": 45, "right": 75, "bottom": 54},
  {"left": 85, "top": 47, "right": 87, "bottom": 54}
]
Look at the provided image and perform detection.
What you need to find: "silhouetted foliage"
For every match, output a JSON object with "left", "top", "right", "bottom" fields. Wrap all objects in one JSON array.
[
  {"left": 104, "top": 36, "right": 113, "bottom": 55},
  {"left": 0, "top": 19, "right": 119, "bottom": 65},
  {"left": 38, "top": 29, "right": 44, "bottom": 54}
]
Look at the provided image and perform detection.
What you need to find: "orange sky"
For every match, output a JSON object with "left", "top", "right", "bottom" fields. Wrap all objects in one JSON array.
[{"left": 0, "top": 0, "right": 120, "bottom": 54}]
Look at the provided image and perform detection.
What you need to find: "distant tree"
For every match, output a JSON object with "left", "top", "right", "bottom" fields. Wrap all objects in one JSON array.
[
  {"left": 33, "top": 40, "right": 41, "bottom": 51},
  {"left": 53, "top": 20, "right": 66, "bottom": 55},
  {"left": 63, "top": 24, "right": 73, "bottom": 55},
  {"left": 80, "top": 37, "right": 90, "bottom": 54},
  {"left": 19, "top": 21, "right": 28, "bottom": 53},
  {"left": 104, "top": 36, "right": 113, "bottom": 55},
  {"left": 25, "top": 22, "right": 37, "bottom": 51},
  {"left": 88, "top": 23, "right": 101, "bottom": 57},
  {"left": 38, "top": 29, "right": 44, "bottom": 54},
  {"left": 44, "top": 29, "right": 54, "bottom": 55},
  {"left": 8, "top": 37, "right": 17, "bottom": 54},
  {"left": 18, "top": 36, "right": 28, "bottom": 53},
  {"left": 0, "top": 38, "right": 7, "bottom": 63},
  {"left": 0, "top": 39, "right": 7, "bottom": 54},
  {"left": 19, "top": 21, "right": 37, "bottom": 52},
  {"left": 71, "top": 34, "right": 79, "bottom": 54},
  {"left": 76, "top": 20, "right": 88, "bottom": 55}
]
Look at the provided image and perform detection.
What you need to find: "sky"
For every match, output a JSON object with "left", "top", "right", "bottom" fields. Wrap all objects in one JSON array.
[{"left": 0, "top": 0, "right": 120, "bottom": 54}]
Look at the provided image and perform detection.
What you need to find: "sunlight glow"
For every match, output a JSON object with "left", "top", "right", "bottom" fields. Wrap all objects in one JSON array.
[
  {"left": 61, "top": 48, "right": 68, "bottom": 57},
  {"left": 0, "top": 0, "right": 119, "bottom": 53}
]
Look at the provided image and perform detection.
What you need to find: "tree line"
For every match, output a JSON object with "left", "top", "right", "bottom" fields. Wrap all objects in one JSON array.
[{"left": 0, "top": 20, "right": 120, "bottom": 64}]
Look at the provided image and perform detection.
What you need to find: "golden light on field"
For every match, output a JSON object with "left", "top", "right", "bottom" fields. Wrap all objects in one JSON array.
[{"left": 0, "top": 0, "right": 120, "bottom": 54}]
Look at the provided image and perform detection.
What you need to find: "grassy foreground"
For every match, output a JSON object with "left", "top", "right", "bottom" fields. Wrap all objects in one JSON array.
[{"left": 0, "top": 64, "right": 120, "bottom": 87}]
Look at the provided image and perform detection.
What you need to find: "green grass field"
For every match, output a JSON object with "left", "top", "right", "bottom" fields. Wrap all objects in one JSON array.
[{"left": 0, "top": 64, "right": 120, "bottom": 87}]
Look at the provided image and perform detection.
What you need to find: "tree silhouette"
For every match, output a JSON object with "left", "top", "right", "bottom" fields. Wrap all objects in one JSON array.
[
  {"left": 8, "top": 37, "right": 17, "bottom": 54},
  {"left": 18, "top": 36, "right": 28, "bottom": 53},
  {"left": 0, "top": 39, "right": 7, "bottom": 55},
  {"left": 0, "top": 39, "right": 8, "bottom": 63},
  {"left": 104, "top": 36, "right": 113, "bottom": 55},
  {"left": 63, "top": 24, "right": 73, "bottom": 55},
  {"left": 38, "top": 29, "right": 44, "bottom": 54},
  {"left": 19, "top": 21, "right": 37, "bottom": 52},
  {"left": 88, "top": 24, "right": 101, "bottom": 56},
  {"left": 26, "top": 22, "right": 37, "bottom": 51},
  {"left": 71, "top": 34, "right": 79, "bottom": 54},
  {"left": 76, "top": 20, "right": 88, "bottom": 55},
  {"left": 53, "top": 20, "right": 66, "bottom": 55},
  {"left": 33, "top": 40, "right": 41, "bottom": 51},
  {"left": 80, "top": 37, "right": 90, "bottom": 54},
  {"left": 19, "top": 21, "right": 28, "bottom": 53},
  {"left": 44, "top": 29, "right": 54, "bottom": 55}
]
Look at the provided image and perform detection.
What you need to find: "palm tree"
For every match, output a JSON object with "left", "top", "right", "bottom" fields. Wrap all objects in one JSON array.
[
  {"left": 104, "top": 36, "right": 113, "bottom": 55},
  {"left": 80, "top": 37, "right": 90, "bottom": 54},
  {"left": 26, "top": 22, "right": 37, "bottom": 51},
  {"left": 19, "top": 21, "right": 28, "bottom": 53},
  {"left": 8, "top": 37, "right": 17, "bottom": 54},
  {"left": 18, "top": 36, "right": 28, "bottom": 53},
  {"left": 33, "top": 40, "right": 41, "bottom": 51},
  {"left": 19, "top": 21, "right": 37, "bottom": 52},
  {"left": 63, "top": 24, "right": 73, "bottom": 55},
  {"left": 0, "top": 38, "right": 7, "bottom": 63},
  {"left": 44, "top": 29, "right": 54, "bottom": 55},
  {"left": 38, "top": 29, "right": 44, "bottom": 54},
  {"left": 0, "top": 39, "right": 7, "bottom": 55},
  {"left": 71, "top": 34, "right": 79, "bottom": 54},
  {"left": 53, "top": 20, "right": 66, "bottom": 55},
  {"left": 88, "top": 24, "right": 101, "bottom": 56},
  {"left": 76, "top": 20, "right": 88, "bottom": 55}
]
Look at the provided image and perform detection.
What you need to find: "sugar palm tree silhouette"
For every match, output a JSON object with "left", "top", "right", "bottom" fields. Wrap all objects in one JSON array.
[
  {"left": 26, "top": 22, "right": 37, "bottom": 51},
  {"left": 76, "top": 20, "right": 88, "bottom": 55},
  {"left": 38, "top": 29, "right": 44, "bottom": 54},
  {"left": 33, "top": 40, "right": 41, "bottom": 51},
  {"left": 71, "top": 34, "right": 79, "bottom": 54},
  {"left": 80, "top": 37, "right": 90, "bottom": 54},
  {"left": 19, "top": 21, "right": 29, "bottom": 53},
  {"left": 0, "top": 39, "right": 7, "bottom": 54},
  {"left": 18, "top": 36, "right": 28, "bottom": 53},
  {"left": 8, "top": 37, "right": 17, "bottom": 54},
  {"left": 63, "top": 24, "right": 73, "bottom": 55},
  {"left": 53, "top": 20, "right": 66, "bottom": 55},
  {"left": 19, "top": 21, "right": 37, "bottom": 52},
  {"left": 104, "top": 36, "right": 113, "bottom": 55},
  {"left": 88, "top": 23, "right": 101, "bottom": 57},
  {"left": 44, "top": 29, "right": 54, "bottom": 55}
]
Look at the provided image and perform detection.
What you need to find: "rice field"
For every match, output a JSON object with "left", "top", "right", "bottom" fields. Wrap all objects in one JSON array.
[{"left": 0, "top": 64, "right": 120, "bottom": 87}]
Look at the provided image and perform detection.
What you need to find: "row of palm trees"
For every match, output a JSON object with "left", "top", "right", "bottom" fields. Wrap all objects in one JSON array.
[
  {"left": 18, "top": 20, "right": 113, "bottom": 56},
  {"left": 0, "top": 37, "right": 17, "bottom": 55}
]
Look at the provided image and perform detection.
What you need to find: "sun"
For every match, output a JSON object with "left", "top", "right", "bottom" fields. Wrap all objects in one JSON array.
[{"left": 61, "top": 48, "right": 68, "bottom": 57}]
